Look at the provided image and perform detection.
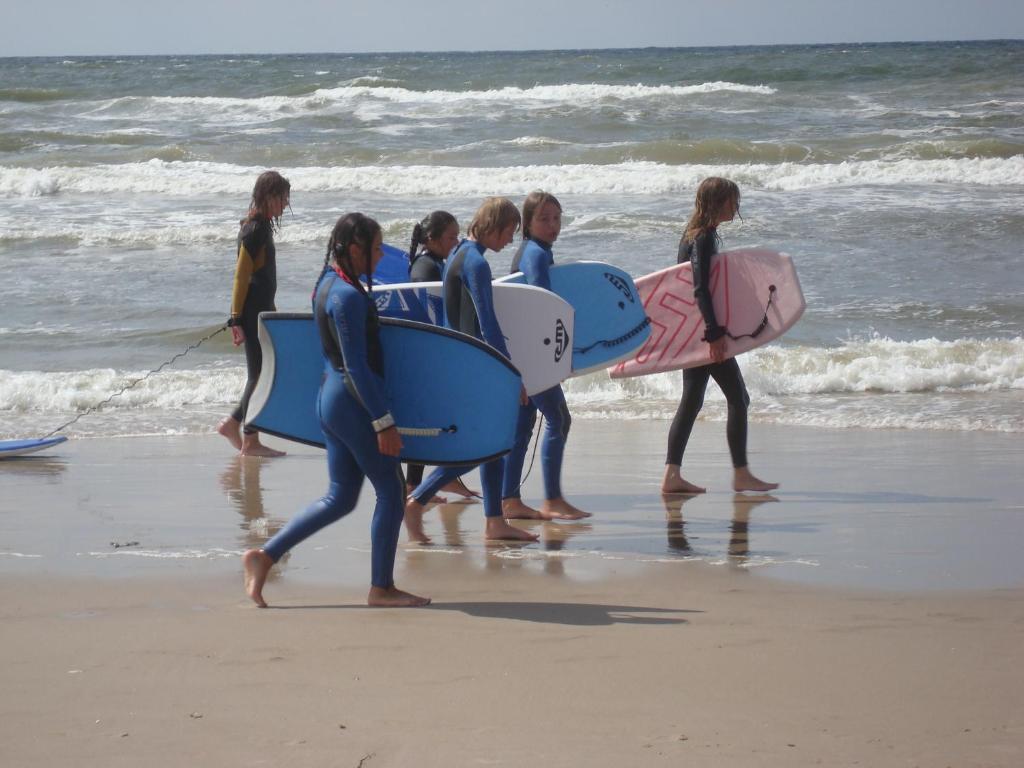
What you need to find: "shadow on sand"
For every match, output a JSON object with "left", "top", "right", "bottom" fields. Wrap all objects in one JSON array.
[{"left": 270, "top": 601, "right": 698, "bottom": 626}]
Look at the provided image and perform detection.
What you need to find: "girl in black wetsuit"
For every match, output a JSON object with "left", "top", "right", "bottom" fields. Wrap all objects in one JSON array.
[
  {"left": 663, "top": 177, "right": 778, "bottom": 494},
  {"left": 403, "top": 211, "right": 478, "bottom": 501},
  {"left": 218, "top": 170, "right": 291, "bottom": 457}
]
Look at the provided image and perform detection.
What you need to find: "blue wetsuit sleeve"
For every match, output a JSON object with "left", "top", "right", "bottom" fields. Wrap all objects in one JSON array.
[
  {"left": 520, "top": 241, "right": 553, "bottom": 291},
  {"left": 330, "top": 288, "right": 391, "bottom": 423},
  {"left": 691, "top": 231, "right": 725, "bottom": 342},
  {"left": 463, "top": 256, "right": 511, "bottom": 359}
]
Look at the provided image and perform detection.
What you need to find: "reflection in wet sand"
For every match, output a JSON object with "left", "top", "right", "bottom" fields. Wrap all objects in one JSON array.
[
  {"left": 539, "top": 521, "right": 594, "bottom": 576},
  {"left": 661, "top": 493, "right": 695, "bottom": 553},
  {"left": 728, "top": 493, "right": 779, "bottom": 567},
  {"left": 219, "top": 456, "right": 288, "bottom": 573},
  {"left": 0, "top": 457, "right": 69, "bottom": 479},
  {"left": 661, "top": 492, "right": 779, "bottom": 565}
]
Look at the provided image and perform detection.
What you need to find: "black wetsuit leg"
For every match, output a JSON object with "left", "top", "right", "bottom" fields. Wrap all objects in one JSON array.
[
  {"left": 231, "top": 310, "right": 263, "bottom": 434},
  {"left": 665, "top": 358, "right": 750, "bottom": 468},
  {"left": 710, "top": 358, "right": 750, "bottom": 468},
  {"left": 666, "top": 366, "right": 711, "bottom": 466},
  {"left": 405, "top": 463, "right": 425, "bottom": 487}
]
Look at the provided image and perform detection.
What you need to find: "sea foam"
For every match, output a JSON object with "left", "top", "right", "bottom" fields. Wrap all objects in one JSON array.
[{"left": 4, "top": 156, "right": 1022, "bottom": 199}]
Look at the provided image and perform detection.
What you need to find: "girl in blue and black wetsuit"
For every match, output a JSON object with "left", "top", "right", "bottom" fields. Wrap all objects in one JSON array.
[
  {"left": 403, "top": 198, "right": 538, "bottom": 545},
  {"left": 219, "top": 170, "right": 291, "bottom": 457},
  {"left": 663, "top": 178, "right": 778, "bottom": 495},
  {"left": 242, "top": 213, "right": 430, "bottom": 608},
  {"left": 403, "top": 211, "right": 478, "bottom": 502},
  {"left": 501, "top": 191, "right": 589, "bottom": 521}
]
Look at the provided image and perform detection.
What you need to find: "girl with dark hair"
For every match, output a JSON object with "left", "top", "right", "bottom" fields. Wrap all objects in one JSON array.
[
  {"left": 501, "top": 191, "right": 589, "bottom": 521},
  {"left": 663, "top": 178, "right": 778, "bottom": 495},
  {"left": 403, "top": 198, "right": 537, "bottom": 545},
  {"left": 404, "top": 211, "right": 480, "bottom": 501},
  {"left": 242, "top": 213, "right": 430, "bottom": 608},
  {"left": 218, "top": 170, "right": 291, "bottom": 457},
  {"left": 408, "top": 210, "right": 459, "bottom": 282}
]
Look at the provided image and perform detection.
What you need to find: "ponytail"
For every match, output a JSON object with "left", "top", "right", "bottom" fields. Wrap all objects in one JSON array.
[
  {"left": 321, "top": 213, "right": 382, "bottom": 299},
  {"left": 408, "top": 222, "right": 425, "bottom": 263},
  {"left": 409, "top": 211, "right": 458, "bottom": 264}
]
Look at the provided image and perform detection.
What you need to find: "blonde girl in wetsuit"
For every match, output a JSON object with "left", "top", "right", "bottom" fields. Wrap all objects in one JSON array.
[{"left": 218, "top": 170, "right": 291, "bottom": 457}]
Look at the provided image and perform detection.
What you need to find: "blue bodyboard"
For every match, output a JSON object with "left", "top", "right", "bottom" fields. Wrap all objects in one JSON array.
[
  {"left": 499, "top": 261, "right": 651, "bottom": 376},
  {"left": 370, "top": 244, "right": 412, "bottom": 285},
  {"left": 246, "top": 313, "right": 521, "bottom": 465},
  {"left": 0, "top": 435, "right": 68, "bottom": 458}
]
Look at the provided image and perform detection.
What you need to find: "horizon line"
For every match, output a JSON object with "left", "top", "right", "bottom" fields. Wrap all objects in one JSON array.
[{"left": 2, "top": 37, "right": 1021, "bottom": 61}]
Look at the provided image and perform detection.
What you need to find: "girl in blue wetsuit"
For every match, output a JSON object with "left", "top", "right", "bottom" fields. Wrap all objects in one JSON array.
[
  {"left": 403, "top": 198, "right": 537, "bottom": 545},
  {"left": 242, "top": 213, "right": 430, "bottom": 608},
  {"left": 501, "top": 191, "right": 589, "bottom": 521},
  {"left": 662, "top": 178, "right": 778, "bottom": 495},
  {"left": 403, "top": 211, "right": 478, "bottom": 502}
]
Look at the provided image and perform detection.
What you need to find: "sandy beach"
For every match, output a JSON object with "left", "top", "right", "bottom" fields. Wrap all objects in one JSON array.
[{"left": 2, "top": 419, "right": 1023, "bottom": 766}]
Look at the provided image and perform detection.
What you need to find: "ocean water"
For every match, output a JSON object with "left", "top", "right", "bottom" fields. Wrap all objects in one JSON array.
[{"left": 1, "top": 41, "right": 1022, "bottom": 440}]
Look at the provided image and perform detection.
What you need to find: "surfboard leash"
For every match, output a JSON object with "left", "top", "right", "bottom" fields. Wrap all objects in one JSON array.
[
  {"left": 41, "top": 324, "right": 229, "bottom": 439},
  {"left": 724, "top": 285, "right": 777, "bottom": 341},
  {"left": 510, "top": 413, "right": 543, "bottom": 496}
]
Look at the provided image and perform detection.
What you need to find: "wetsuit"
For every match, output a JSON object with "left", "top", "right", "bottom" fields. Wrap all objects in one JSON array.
[
  {"left": 405, "top": 248, "right": 445, "bottom": 487},
  {"left": 502, "top": 237, "right": 571, "bottom": 501},
  {"left": 408, "top": 240, "right": 511, "bottom": 517},
  {"left": 260, "top": 269, "right": 404, "bottom": 589},
  {"left": 229, "top": 215, "right": 276, "bottom": 435},
  {"left": 408, "top": 249, "right": 444, "bottom": 282},
  {"left": 665, "top": 229, "right": 750, "bottom": 468}
]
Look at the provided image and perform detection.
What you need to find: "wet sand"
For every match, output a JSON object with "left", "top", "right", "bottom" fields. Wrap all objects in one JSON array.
[{"left": 1, "top": 420, "right": 1023, "bottom": 766}]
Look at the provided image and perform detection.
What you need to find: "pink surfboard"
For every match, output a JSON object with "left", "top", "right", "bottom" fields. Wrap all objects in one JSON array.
[{"left": 608, "top": 248, "right": 805, "bottom": 379}]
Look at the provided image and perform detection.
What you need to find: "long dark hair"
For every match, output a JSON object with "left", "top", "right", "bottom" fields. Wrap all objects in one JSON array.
[
  {"left": 318, "top": 213, "right": 381, "bottom": 298},
  {"left": 247, "top": 170, "right": 291, "bottom": 232},
  {"left": 409, "top": 210, "right": 458, "bottom": 260},
  {"left": 521, "top": 190, "right": 561, "bottom": 240}
]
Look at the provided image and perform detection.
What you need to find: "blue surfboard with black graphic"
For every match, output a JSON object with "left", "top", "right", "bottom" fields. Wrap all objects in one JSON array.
[
  {"left": 498, "top": 261, "right": 650, "bottom": 376},
  {"left": 246, "top": 313, "right": 522, "bottom": 465}
]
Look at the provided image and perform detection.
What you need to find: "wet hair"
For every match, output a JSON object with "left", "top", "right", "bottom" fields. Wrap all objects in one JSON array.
[
  {"left": 521, "top": 190, "right": 562, "bottom": 240},
  {"left": 409, "top": 210, "right": 458, "bottom": 259},
  {"left": 247, "top": 170, "right": 291, "bottom": 231},
  {"left": 468, "top": 197, "right": 521, "bottom": 241},
  {"left": 684, "top": 177, "right": 740, "bottom": 245},
  {"left": 318, "top": 212, "right": 382, "bottom": 298}
]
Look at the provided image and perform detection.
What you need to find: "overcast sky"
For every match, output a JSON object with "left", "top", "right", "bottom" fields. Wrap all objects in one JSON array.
[{"left": 4, "top": 0, "right": 1023, "bottom": 57}]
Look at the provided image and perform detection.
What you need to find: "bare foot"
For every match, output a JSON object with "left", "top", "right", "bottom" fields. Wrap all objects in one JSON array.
[
  {"left": 662, "top": 464, "right": 706, "bottom": 494},
  {"left": 240, "top": 434, "right": 286, "bottom": 457},
  {"left": 407, "top": 484, "right": 448, "bottom": 504},
  {"left": 217, "top": 416, "right": 243, "bottom": 451},
  {"left": 733, "top": 466, "right": 779, "bottom": 493},
  {"left": 441, "top": 478, "right": 480, "bottom": 500},
  {"left": 540, "top": 498, "right": 591, "bottom": 520},
  {"left": 485, "top": 517, "right": 539, "bottom": 542},
  {"left": 502, "top": 497, "right": 544, "bottom": 520},
  {"left": 242, "top": 549, "right": 273, "bottom": 607},
  {"left": 367, "top": 585, "right": 431, "bottom": 607},
  {"left": 403, "top": 498, "right": 432, "bottom": 544}
]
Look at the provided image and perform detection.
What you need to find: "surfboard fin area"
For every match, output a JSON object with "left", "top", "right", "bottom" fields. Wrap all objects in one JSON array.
[{"left": 609, "top": 249, "right": 806, "bottom": 378}]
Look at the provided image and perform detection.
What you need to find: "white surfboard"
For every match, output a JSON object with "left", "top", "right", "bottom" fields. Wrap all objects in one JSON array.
[{"left": 374, "top": 281, "right": 574, "bottom": 395}]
